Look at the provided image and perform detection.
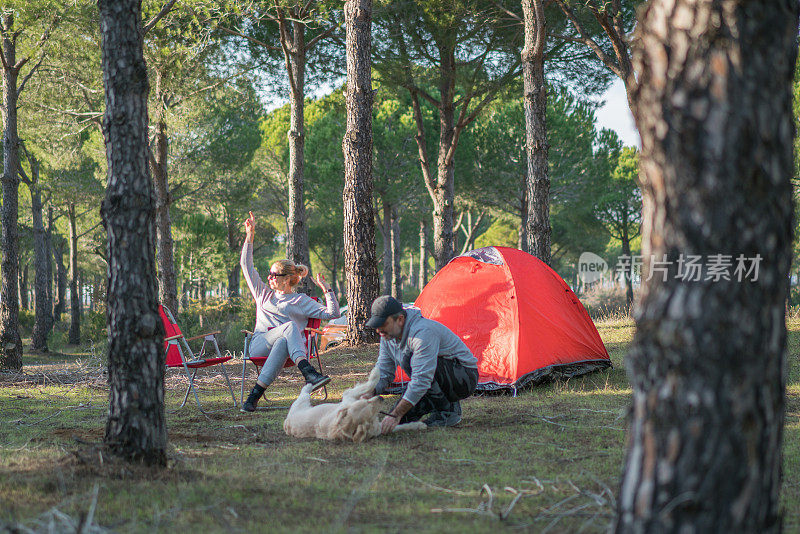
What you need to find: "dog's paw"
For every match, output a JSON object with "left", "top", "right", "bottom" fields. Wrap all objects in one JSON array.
[{"left": 300, "top": 383, "right": 314, "bottom": 394}]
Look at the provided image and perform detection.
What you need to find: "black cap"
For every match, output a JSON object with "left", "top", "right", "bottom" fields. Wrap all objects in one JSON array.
[{"left": 365, "top": 295, "right": 404, "bottom": 328}]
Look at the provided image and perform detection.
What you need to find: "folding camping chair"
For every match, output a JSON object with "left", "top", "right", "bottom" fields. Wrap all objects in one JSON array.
[
  {"left": 240, "top": 314, "right": 328, "bottom": 404},
  {"left": 159, "top": 305, "right": 238, "bottom": 413}
]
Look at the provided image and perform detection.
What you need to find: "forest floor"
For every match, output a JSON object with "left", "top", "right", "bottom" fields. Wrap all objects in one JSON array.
[{"left": 1, "top": 317, "right": 798, "bottom": 533}]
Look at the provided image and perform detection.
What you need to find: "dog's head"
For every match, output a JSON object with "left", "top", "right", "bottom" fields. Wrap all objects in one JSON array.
[{"left": 330, "top": 397, "right": 382, "bottom": 442}]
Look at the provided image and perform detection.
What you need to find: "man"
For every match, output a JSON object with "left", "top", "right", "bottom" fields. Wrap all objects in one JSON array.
[{"left": 362, "top": 295, "right": 479, "bottom": 432}]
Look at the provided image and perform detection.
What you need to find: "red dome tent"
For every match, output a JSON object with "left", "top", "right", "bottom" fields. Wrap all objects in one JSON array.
[{"left": 407, "top": 246, "right": 610, "bottom": 392}]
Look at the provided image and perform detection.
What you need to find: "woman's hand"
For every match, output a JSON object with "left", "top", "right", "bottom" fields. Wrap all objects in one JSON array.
[
  {"left": 313, "top": 272, "right": 332, "bottom": 292},
  {"left": 244, "top": 211, "right": 255, "bottom": 243}
]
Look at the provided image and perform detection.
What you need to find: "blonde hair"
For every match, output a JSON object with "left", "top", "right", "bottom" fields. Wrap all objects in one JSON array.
[{"left": 273, "top": 259, "right": 309, "bottom": 288}]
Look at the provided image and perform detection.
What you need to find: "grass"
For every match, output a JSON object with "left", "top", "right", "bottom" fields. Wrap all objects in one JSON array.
[{"left": 0, "top": 316, "right": 797, "bottom": 533}]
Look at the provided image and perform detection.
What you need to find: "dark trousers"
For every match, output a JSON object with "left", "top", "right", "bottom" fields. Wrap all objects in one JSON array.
[{"left": 398, "top": 357, "right": 479, "bottom": 424}]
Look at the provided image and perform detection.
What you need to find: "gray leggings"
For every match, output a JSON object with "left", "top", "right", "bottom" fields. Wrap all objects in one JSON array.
[{"left": 249, "top": 321, "right": 307, "bottom": 386}]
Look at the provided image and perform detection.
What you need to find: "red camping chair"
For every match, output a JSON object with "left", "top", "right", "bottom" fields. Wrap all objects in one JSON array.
[
  {"left": 159, "top": 305, "right": 237, "bottom": 413},
  {"left": 240, "top": 313, "right": 327, "bottom": 404}
]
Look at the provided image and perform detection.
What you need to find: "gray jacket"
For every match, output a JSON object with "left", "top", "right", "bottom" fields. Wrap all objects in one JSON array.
[
  {"left": 374, "top": 308, "right": 477, "bottom": 405},
  {"left": 241, "top": 242, "right": 340, "bottom": 334}
]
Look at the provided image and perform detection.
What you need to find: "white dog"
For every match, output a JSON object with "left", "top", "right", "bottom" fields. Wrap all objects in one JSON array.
[{"left": 283, "top": 365, "right": 427, "bottom": 442}]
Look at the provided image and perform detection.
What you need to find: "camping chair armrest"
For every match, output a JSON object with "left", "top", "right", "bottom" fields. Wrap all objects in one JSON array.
[
  {"left": 185, "top": 331, "right": 222, "bottom": 342},
  {"left": 164, "top": 334, "right": 182, "bottom": 342},
  {"left": 241, "top": 329, "right": 254, "bottom": 335},
  {"left": 305, "top": 327, "right": 324, "bottom": 335}
]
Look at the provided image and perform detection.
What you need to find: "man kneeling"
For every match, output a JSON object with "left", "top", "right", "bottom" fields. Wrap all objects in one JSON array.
[{"left": 362, "top": 296, "right": 478, "bottom": 433}]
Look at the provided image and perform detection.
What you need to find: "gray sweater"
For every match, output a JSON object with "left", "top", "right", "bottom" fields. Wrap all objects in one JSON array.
[
  {"left": 374, "top": 308, "right": 477, "bottom": 405},
  {"left": 241, "top": 242, "right": 340, "bottom": 334}
]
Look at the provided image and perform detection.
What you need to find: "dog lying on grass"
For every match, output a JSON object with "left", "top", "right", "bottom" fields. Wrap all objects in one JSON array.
[{"left": 283, "top": 365, "right": 427, "bottom": 442}]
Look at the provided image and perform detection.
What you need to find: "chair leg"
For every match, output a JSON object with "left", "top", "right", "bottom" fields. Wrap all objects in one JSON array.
[
  {"left": 219, "top": 360, "right": 238, "bottom": 408},
  {"left": 310, "top": 336, "right": 328, "bottom": 401},
  {"left": 181, "top": 366, "right": 211, "bottom": 415},
  {"left": 241, "top": 357, "right": 248, "bottom": 405}
]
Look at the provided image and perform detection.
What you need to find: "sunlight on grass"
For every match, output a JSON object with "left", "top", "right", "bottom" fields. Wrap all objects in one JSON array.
[{"left": 1, "top": 316, "right": 798, "bottom": 532}]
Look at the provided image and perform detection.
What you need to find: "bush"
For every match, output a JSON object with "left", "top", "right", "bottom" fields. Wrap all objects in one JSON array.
[
  {"left": 579, "top": 284, "right": 633, "bottom": 320},
  {"left": 177, "top": 297, "right": 255, "bottom": 354},
  {"left": 18, "top": 309, "right": 35, "bottom": 334}
]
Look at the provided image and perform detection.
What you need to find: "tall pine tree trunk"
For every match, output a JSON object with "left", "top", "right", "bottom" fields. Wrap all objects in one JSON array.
[
  {"left": 418, "top": 219, "right": 428, "bottom": 290},
  {"left": 225, "top": 209, "right": 240, "bottom": 299},
  {"left": 67, "top": 204, "right": 80, "bottom": 345},
  {"left": 522, "top": 0, "right": 551, "bottom": 265},
  {"left": 151, "top": 92, "right": 178, "bottom": 314},
  {"left": 31, "top": 159, "right": 53, "bottom": 352},
  {"left": 381, "top": 199, "right": 392, "bottom": 294},
  {"left": 18, "top": 262, "right": 28, "bottom": 311},
  {"left": 53, "top": 239, "right": 67, "bottom": 322},
  {"left": 390, "top": 209, "right": 401, "bottom": 299},
  {"left": 284, "top": 22, "right": 312, "bottom": 295},
  {"left": 432, "top": 52, "right": 457, "bottom": 271},
  {"left": 616, "top": 0, "right": 797, "bottom": 530},
  {"left": 0, "top": 13, "right": 23, "bottom": 370},
  {"left": 343, "top": 0, "right": 379, "bottom": 345},
  {"left": 98, "top": 0, "right": 166, "bottom": 466}
]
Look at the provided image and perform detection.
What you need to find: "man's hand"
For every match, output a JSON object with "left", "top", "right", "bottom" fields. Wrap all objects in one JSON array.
[
  {"left": 381, "top": 414, "right": 399, "bottom": 434},
  {"left": 380, "top": 398, "right": 414, "bottom": 434}
]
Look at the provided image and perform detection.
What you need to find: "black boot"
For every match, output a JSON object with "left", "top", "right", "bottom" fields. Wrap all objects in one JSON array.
[
  {"left": 241, "top": 383, "right": 266, "bottom": 412},
  {"left": 297, "top": 359, "right": 331, "bottom": 391}
]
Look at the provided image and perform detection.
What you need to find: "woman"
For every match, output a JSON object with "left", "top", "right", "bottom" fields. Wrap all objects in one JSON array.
[{"left": 240, "top": 211, "right": 340, "bottom": 412}]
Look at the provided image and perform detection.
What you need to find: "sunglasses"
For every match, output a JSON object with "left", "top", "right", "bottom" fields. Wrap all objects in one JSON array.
[{"left": 267, "top": 271, "right": 288, "bottom": 279}]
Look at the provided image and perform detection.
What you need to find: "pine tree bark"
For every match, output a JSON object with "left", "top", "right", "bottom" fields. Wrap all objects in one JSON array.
[
  {"left": 151, "top": 89, "right": 178, "bottom": 314},
  {"left": 225, "top": 209, "right": 241, "bottom": 299},
  {"left": 98, "top": 0, "right": 166, "bottom": 466},
  {"left": 390, "top": 210, "right": 401, "bottom": 299},
  {"left": 53, "top": 239, "right": 66, "bottom": 322},
  {"left": 343, "top": 0, "right": 379, "bottom": 345},
  {"left": 0, "top": 12, "right": 23, "bottom": 369},
  {"left": 284, "top": 20, "right": 313, "bottom": 295},
  {"left": 18, "top": 262, "right": 28, "bottom": 311},
  {"left": 67, "top": 204, "right": 80, "bottom": 345},
  {"left": 616, "top": 0, "right": 797, "bottom": 531},
  {"left": 418, "top": 219, "right": 428, "bottom": 290},
  {"left": 31, "top": 159, "right": 53, "bottom": 352},
  {"left": 522, "top": 0, "right": 551, "bottom": 265},
  {"left": 380, "top": 198, "right": 392, "bottom": 294}
]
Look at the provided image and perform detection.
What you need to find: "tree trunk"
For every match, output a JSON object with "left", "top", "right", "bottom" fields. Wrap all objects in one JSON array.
[
  {"left": 151, "top": 92, "right": 178, "bottom": 314},
  {"left": 98, "top": 0, "right": 166, "bottom": 466},
  {"left": 432, "top": 75, "right": 456, "bottom": 272},
  {"left": 44, "top": 207, "right": 54, "bottom": 318},
  {"left": 522, "top": 0, "right": 551, "bottom": 265},
  {"left": 31, "top": 160, "right": 53, "bottom": 352},
  {"left": 391, "top": 209, "right": 401, "bottom": 299},
  {"left": 67, "top": 204, "right": 80, "bottom": 345},
  {"left": 518, "top": 177, "right": 529, "bottom": 252},
  {"left": 620, "top": 223, "right": 633, "bottom": 309},
  {"left": 284, "top": 21, "right": 312, "bottom": 295},
  {"left": 615, "top": 1, "right": 797, "bottom": 531},
  {"left": 0, "top": 13, "right": 22, "bottom": 369},
  {"left": 343, "top": 0, "right": 379, "bottom": 345},
  {"left": 418, "top": 219, "right": 428, "bottom": 290},
  {"left": 18, "top": 261, "right": 28, "bottom": 310},
  {"left": 53, "top": 239, "right": 67, "bottom": 322},
  {"left": 381, "top": 199, "right": 392, "bottom": 294},
  {"left": 225, "top": 208, "right": 240, "bottom": 299}
]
